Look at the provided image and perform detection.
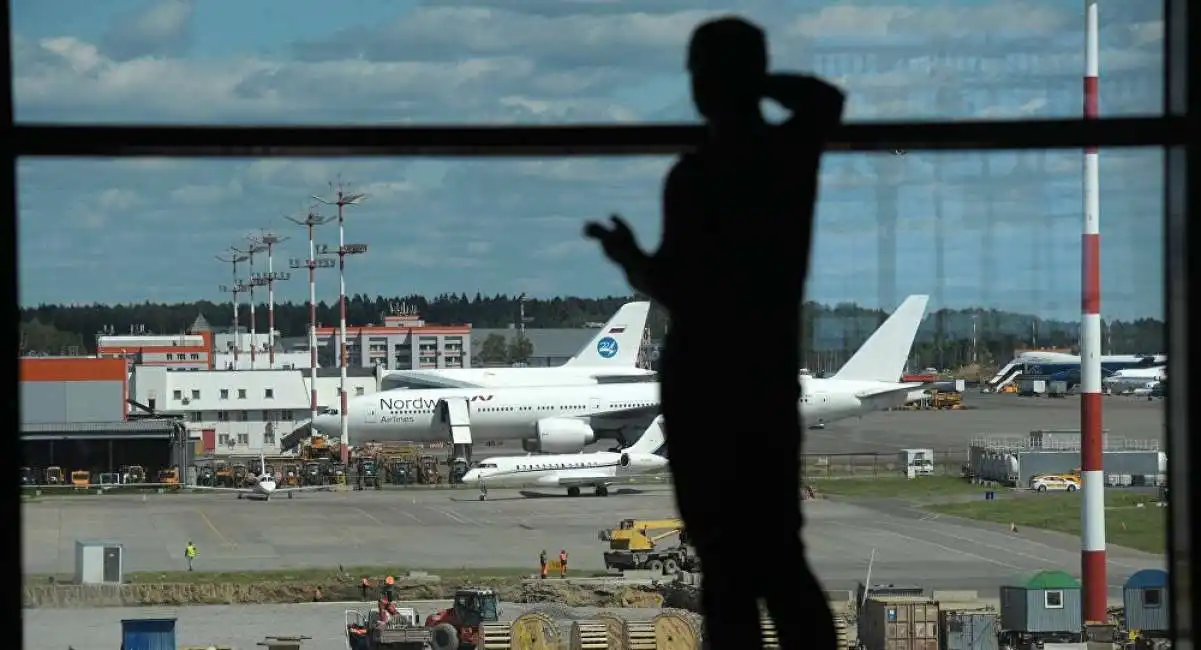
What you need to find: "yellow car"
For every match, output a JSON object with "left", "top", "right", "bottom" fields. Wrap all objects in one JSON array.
[{"left": 1030, "top": 475, "right": 1080, "bottom": 493}]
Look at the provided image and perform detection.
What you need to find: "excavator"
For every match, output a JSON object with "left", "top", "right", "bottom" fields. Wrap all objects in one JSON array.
[{"left": 599, "top": 518, "right": 698, "bottom": 576}]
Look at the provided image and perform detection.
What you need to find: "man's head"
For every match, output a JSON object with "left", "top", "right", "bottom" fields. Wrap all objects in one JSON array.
[{"left": 687, "top": 16, "right": 768, "bottom": 122}]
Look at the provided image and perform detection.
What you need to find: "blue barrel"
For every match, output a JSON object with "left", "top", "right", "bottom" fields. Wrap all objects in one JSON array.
[{"left": 121, "top": 618, "right": 177, "bottom": 650}]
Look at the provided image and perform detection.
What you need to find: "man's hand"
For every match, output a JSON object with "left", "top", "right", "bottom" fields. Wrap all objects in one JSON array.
[{"left": 584, "top": 214, "right": 643, "bottom": 267}]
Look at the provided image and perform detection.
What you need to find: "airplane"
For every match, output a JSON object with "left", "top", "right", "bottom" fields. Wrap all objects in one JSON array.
[
  {"left": 1103, "top": 366, "right": 1166, "bottom": 393},
  {"left": 314, "top": 295, "right": 930, "bottom": 459},
  {"left": 187, "top": 452, "right": 330, "bottom": 500},
  {"left": 988, "top": 351, "right": 1166, "bottom": 391},
  {"left": 378, "top": 302, "right": 655, "bottom": 390},
  {"left": 461, "top": 415, "right": 669, "bottom": 498}
]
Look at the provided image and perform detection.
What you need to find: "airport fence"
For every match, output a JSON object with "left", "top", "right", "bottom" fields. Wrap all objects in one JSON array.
[{"left": 802, "top": 450, "right": 968, "bottom": 478}]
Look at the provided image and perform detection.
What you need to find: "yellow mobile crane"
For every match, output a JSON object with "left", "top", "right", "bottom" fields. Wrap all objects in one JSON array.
[{"left": 599, "top": 518, "right": 698, "bottom": 575}]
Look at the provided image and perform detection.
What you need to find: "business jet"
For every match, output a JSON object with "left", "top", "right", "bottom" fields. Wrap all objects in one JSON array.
[
  {"left": 1104, "top": 366, "right": 1166, "bottom": 393},
  {"left": 315, "top": 295, "right": 930, "bottom": 460},
  {"left": 461, "top": 416, "right": 668, "bottom": 499},
  {"left": 188, "top": 453, "right": 329, "bottom": 501},
  {"left": 378, "top": 302, "right": 655, "bottom": 390}
]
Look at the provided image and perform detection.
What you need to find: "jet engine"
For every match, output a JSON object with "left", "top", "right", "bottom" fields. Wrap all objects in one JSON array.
[
  {"left": 522, "top": 418, "right": 596, "bottom": 453},
  {"left": 620, "top": 453, "right": 631, "bottom": 467}
]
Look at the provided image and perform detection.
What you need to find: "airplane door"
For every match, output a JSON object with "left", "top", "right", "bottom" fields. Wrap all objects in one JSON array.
[
  {"left": 590, "top": 397, "right": 603, "bottom": 412},
  {"left": 365, "top": 407, "right": 378, "bottom": 424}
]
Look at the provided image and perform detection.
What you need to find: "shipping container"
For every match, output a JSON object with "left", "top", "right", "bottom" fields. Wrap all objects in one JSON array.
[
  {"left": 968, "top": 447, "right": 1161, "bottom": 487},
  {"left": 121, "top": 618, "right": 176, "bottom": 650},
  {"left": 1047, "top": 381, "right": 1068, "bottom": 396},
  {"left": 940, "top": 612, "right": 999, "bottom": 650},
  {"left": 1017, "top": 379, "right": 1046, "bottom": 396},
  {"left": 861, "top": 597, "right": 939, "bottom": 650}
]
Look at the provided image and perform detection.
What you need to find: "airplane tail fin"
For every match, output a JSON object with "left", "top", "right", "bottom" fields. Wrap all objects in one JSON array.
[
  {"left": 831, "top": 295, "right": 930, "bottom": 383},
  {"left": 623, "top": 416, "right": 666, "bottom": 455},
  {"left": 562, "top": 301, "right": 651, "bottom": 368}
]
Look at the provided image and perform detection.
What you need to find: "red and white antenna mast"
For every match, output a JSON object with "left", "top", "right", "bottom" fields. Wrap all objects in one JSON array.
[
  {"left": 253, "top": 230, "right": 291, "bottom": 369},
  {"left": 287, "top": 207, "right": 335, "bottom": 436},
  {"left": 313, "top": 180, "right": 369, "bottom": 466},
  {"left": 1079, "top": 0, "right": 1106, "bottom": 625}
]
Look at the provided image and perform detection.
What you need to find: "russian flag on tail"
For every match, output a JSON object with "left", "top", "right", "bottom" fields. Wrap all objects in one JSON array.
[{"left": 608, "top": 327, "right": 625, "bottom": 334}]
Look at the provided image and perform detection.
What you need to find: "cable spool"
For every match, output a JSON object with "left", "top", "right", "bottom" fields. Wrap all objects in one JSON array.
[
  {"left": 480, "top": 622, "right": 512, "bottom": 650},
  {"left": 592, "top": 612, "right": 629, "bottom": 650},
  {"left": 759, "top": 615, "right": 779, "bottom": 649},
  {"left": 571, "top": 620, "right": 612, "bottom": 650},
  {"left": 624, "top": 622, "right": 657, "bottom": 650},
  {"left": 833, "top": 614, "right": 850, "bottom": 650},
  {"left": 650, "top": 610, "right": 704, "bottom": 650},
  {"left": 509, "top": 611, "right": 560, "bottom": 650}
]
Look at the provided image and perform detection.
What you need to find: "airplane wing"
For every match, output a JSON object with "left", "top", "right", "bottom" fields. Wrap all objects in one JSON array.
[
  {"left": 273, "top": 485, "right": 332, "bottom": 494},
  {"left": 590, "top": 404, "right": 660, "bottom": 425},
  {"left": 187, "top": 485, "right": 255, "bottom": 494},
  {"left": 554, "top": 474, "right": 614, "bottom": 488},
  {"left": 855, "top": 382, "right": 926, "bottom": 399},
  {"left": 382, "top": 371, "right": 480, "bottom": 389}
]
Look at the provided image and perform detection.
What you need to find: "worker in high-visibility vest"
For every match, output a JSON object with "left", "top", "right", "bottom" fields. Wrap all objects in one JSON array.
[
  {"left": 184, "top": 541, "right": 198, "bottom": 572},
  {"left": 383, "top": 575, "right": 396, "bottom": 602},
  {"left": 558, "top": 549, "right": 568, "bottom": 578},
  {"left": 539, "top": 550, "right": 548, "bottom": 579},
  {"left": 359, "top": 577, "right": 371, "bottom": 600}
]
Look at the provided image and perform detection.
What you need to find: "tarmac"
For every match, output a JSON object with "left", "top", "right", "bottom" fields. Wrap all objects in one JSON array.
[
  {"left": 804, "top": 391, "right": 1164, "bottom": 454},
  {"left": 21, "top": 393, "right": 1166, "bottom": 645}
]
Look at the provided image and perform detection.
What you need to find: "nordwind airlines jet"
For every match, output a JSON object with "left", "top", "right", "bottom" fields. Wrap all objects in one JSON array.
[
  {"left": 187, "top": 452, "right": 329, "bottom": 501},
  {"left": 461, "top": 416, "right": 669, "bottom": 498},
  {"left": 378, "top": 301, "right": 655, "bottom": 390},
  {"left": 315, "top": 295, "right": 930, "bottom": 456}
]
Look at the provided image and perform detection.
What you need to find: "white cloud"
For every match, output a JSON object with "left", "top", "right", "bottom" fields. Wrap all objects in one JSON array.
[{"left": 101, "top": 0, "right": 196, "bottom": 61}]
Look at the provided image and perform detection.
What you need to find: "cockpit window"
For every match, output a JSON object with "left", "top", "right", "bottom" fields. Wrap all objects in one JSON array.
[{"left": 478, "top": 463, "right": 498, "bottom": 469}]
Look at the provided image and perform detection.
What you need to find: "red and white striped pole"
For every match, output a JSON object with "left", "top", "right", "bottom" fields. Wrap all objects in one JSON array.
[
  {"left": 307, "top": 222, "right": 320, "bottom": 432},
  {"left": 1080, "top": 0, "right": 1107, "bottom": 624}
]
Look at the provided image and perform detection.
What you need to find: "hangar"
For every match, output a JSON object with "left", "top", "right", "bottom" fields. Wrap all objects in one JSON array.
[{"left": 20, "top": 356, "right": 194, "bottom": 484}]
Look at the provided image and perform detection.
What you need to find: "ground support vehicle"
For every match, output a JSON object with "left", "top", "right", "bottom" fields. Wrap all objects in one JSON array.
[
  {"left": 424, "top": 586, "right": 501, "bottom": 650},
  {"left": 345, "top": 606, "right": 433, "bottom": 650},
  {"left": 600, "top": 518, "right": 699, "bottom": 575}
]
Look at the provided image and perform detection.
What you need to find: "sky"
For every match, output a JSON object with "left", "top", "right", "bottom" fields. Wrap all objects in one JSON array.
[{"left": 13, "top": 0, "right": 1166, "bottom": 321}]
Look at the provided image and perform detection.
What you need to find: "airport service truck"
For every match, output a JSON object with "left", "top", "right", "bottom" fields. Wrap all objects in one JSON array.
[{"left": 899, "top": 448, "right": 935, "bottom": 477}]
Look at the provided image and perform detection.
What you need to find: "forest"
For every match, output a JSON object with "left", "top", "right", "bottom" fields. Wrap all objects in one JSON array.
[{"left": 20, "top": 293, "right": 1165, "bottom": 373}]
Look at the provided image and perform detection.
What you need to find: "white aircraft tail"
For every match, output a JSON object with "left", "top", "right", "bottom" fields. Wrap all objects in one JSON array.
[
  {"left": 623, "top": 416, "right": 666, "bottom": 455},
  {"left": 562, "top": 301, "right": 651, "bottom": 368},
  {"left": 831, "top": 295, "right": 930, "bottom": 383}
]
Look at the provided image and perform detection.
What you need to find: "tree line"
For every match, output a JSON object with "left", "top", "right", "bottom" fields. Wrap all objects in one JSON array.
[{"left": 20, "top": 293, "right": 1164, "bottom": 374}]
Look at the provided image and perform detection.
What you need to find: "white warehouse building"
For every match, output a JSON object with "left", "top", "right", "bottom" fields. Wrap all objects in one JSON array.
[{"left": 130, "top": 366, "right": 380, "bottom": 455}]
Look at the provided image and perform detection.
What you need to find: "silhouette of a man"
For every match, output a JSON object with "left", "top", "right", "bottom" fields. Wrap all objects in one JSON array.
[{"left": 585, "top": 16, "right": 844, "bottom": 650}]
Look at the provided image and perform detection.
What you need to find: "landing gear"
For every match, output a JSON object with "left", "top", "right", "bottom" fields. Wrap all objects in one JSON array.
[
  {"left": 567, "top": 486, "right": 581, "bottom": 497},
  {"left": 478, "top": 483, "right": 488, "bottom": 501},
  {"left": 288, "top": 492, "right": 294, "bottom": 499},
  {"left": 594, "top": 486, "right": 609, "bottom": 497},
  {"left": 237, "top": 493, "right": 243, "bottom": 500}
]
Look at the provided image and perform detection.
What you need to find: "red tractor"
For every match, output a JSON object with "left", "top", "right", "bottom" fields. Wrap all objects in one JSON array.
[{"left": 424, "top": 586, "right": 500, "bottom": 650}]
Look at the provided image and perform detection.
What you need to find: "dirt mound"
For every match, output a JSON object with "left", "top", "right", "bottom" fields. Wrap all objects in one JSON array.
[{"left": 515, "top": 580, "right": 664, "bottom": 609}]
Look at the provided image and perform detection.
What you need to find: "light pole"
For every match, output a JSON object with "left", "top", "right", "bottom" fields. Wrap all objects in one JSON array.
[
  {"left": 216, "top": 250, "right": 249, "bottom": 368},
  {"left": 286, "top": 208, "right": 336, "bottom": 438},
  {"left": 252, "top": 230, "right": 291, "bottom": 369},
  {"left": 234, "top": 242, "right": 259, "bottom": 370},
  {"left": 312, "top": 182, "right": 368, "bottom": 465}
]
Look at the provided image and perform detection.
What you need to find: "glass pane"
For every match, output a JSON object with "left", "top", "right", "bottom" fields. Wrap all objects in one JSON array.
[
  {"left": 20, "top": 150, "right": 1164, "bottom": 634},
  {"left": 11, "top": 1, "right": 1164, "bottom": 125}
]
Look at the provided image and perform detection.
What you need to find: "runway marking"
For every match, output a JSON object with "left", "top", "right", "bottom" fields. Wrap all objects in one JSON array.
[
  {"left": 388, "top": 508, "right": 422, "bottom": 523},
  {"left": 196, "top": 509, "right": 237, "bottom": 547},
  {"left": 833, "top": 521, "right": 1024, "bottom": 572},
  {"left": 432, "top": 508, "right": 477, "bottom": 525},
  {"left": 353, "top": 507, "right": 386, "bottom": 527}
]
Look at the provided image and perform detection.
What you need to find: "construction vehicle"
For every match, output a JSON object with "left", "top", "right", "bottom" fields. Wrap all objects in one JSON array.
[
  {"left": 302, "top": 461, "right": 325, "bottom": 486},
  {"left": 345, "top": 605, "right": 433, "bottom": 650},
  {"left": 424, "top": 586, "right": 501, "bottom": 650},
  {"left": 232, "top": 463, "right": 249, "bottom": 486},
  {"left": 20, "top": 466, "right": 37, "bottom": 486},
  {"left": 71, "top": 470, "right": 91, "bottom": 489},
  {"left": 418, "top": 456, "right": 442, "bottom": 485},
  {"left": 281, "top": 463, "right": 300, "bottom": 487},
  {"left": 358, "top": 460, "right": 382, "bottom": 490},
  {"left": 196, "top": 464, "right": 217, "bottom": 487},
  {"left": 599, "top": 518, "right": 698, "bottom": 575},
  {"left": 120, "top": 465, "right": 147, "bottom": 484},
  {"left": 214, "top": 461, "right": 233, "bottom": 487},
  {"left": 44, "top": 466, "right": 64, "bottom": 485},
  {"left": 928, "top": 390, "right": 962, "bottom": 410},
  {"left": 156, "top": 467, "right": 180, "bottom": 489}
]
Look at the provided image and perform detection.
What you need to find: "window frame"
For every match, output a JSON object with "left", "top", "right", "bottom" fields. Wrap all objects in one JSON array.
[
  {"left": 4, "top": 0, "right": 1196, "bottom": 644},
  {"left": 1144, "top": 588, "right": 1163, "bottom": 608},
  {"left": 1044, "top": 589, "right": 1064, "bottom": 609}
]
